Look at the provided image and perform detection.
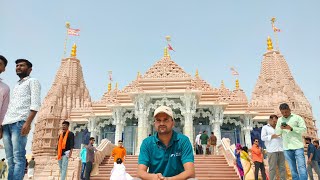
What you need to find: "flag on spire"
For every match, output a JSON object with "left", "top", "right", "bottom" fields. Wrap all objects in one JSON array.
[
  {"left": 67, "top": 28, "right": 80, "bottom": 36},
  {"left": 272, "top": 24, "right": 281, "bottom": 32},
  {"left": 230, "top": 67, "right": 239, "bottom": 76},
  {"left": 108, "top": 71, "right": 113, "bottom": 82},
  {"left": 167, "top": 44, "right": 175, "bottom": 51}
]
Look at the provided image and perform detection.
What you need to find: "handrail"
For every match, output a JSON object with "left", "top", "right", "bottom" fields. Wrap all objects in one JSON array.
[
  {"left": 94, "top": 138, "right": 116, "bottom": 166},
  {"left": 221, "top": 138, "right": 235, "bottom": 159}
]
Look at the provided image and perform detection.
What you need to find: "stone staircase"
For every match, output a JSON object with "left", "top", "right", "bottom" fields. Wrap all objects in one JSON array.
[{"left": 90, "top": 155, "right": 240, "bottom": 180}]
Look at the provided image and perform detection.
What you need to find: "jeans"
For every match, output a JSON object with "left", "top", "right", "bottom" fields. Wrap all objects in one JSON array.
[
  {"left": 2, "top": 120, "right": 28, "bottom": 180},
  {"left": 58, "top": 155, "right": 69, "bottom": 180},
  {"left": 254, "top": 161, "right": 266, "bottom": 180},
  {"left": 81, "top": 162, "right": 86, "bottom": 179},
  {"left": 268, "top": 152, "right": 286, "bottom": 180},
  {"left": 284, "top": 148, "right": 308, "bottom": 180},
  {"left": 85, "top": 161, "right": 93, "bottom": 180},
  {"left": 307, "top": 160, "right": 320, "bottom": 180}
]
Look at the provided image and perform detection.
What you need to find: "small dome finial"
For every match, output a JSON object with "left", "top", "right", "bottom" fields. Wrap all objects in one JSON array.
[
  {"left": 115, "top": 82, "right": 118, "bottom": 90},
  {"left": 164, "top": 47, "right": 170, "bottom": 58},
  {"left": 235, "top": 79, "right": 240, "bottom": 90},
  {"left": 71, "top": 43, "right": 77, "bottom": 57},
  {"left": 267, "top": 36, "right": 273, "bottom": 51},
  {"left": 195, "top": 69, "right": 199, "bottom": 78},
  {"left": 221, "top": 80, "right": 225, "bottom": 88},
  {"left": 137, "top": 71, "right": 141, "bottom": 79},
  {"left": 108, "top": 82, "right": 112, "bottom": 92}
]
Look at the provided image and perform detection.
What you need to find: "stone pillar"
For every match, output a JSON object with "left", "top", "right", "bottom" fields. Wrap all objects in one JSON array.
[
  {"left": 113, "top": 108, "right": 125, "bottom": 144},
  {"left": 135, "top": 95, "right": 150, "bottom": 155},
  {"left": 183, "top": 113, "right": 194, "bottom": 144},
  {"left": 180, "top": 93, "right": 197, "bottom": 146},
  {"left": 209, "top": 106, "right": 223, "bottom": 146},
  {"left": 88, "top": 116, "right": 98, "bottom": 146},
  {"left": 243, "top": 115, "right": 253, "bottom": 148}
]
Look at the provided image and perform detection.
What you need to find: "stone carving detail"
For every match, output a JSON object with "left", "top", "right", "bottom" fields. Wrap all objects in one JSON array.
[
  {"left": 180, "top": 93, "right": 197, "bottom": 115},
  {"left": 72, "top": 124, "right": 87, "bottom": 134},
  {"left": 191, "top": 77, "right": 215, "bottom": 91},
  {"left": 97, "top": 118, "right": 113, "bottom": 128},
  {"left": 224, "top": 116, "right": 243, "bottom": 127},
  {"left": 147, "top": 97, "right": 183, "bottom": 115},
  {"left": 143, "top": 57, "right": 191, "bottom": 79}
]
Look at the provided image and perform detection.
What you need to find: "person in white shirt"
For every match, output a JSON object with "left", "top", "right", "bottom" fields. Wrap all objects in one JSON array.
[
  {"left": 261, "top": 115, "right": 286, "bottom": 180},
  {"left": 195, "top": 131, "right": 202, "bottom": 154}
]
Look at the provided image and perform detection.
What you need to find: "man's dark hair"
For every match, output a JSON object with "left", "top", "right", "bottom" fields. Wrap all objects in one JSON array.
[
  {"left": 31, "top": 157, "right": 35, "bottom": 160},
  {"left": 118, "top": 140, "right": 123, "bottom": 143},
  {"left": 0, "top": 55, "right": 8, "bottom": 67},
  {"left": 116, "top": 158, "right": 123, "bottom": 164},
  {"left": 305, "top": 137, "right": 312, "bottom": 142},
  {"left": 1, "top": 158, "right": 4, "bottom": 161},
  {"left": 314, "top": 140, "right": 319, "bottom": 145},
  {"left": 269, "top": 114, "right": 278, "bottom": 119},
  {"left": 211, "top": 132, "right": 214, "bottom": 135},
  {"left": 203, "top": 130, "right": 206, "bottom": 133},
  {"left": 15, "top": 59, "right": 32, "bottom": 68},
  {"left": 254, "top": 138, "right": 259, "bottom": 142},
  {"left": 90, "top": 137, "right": 95, "bottom": 141},
  {"left": 62, "top": 121, "right": 70, "bottom": 126},
  {"left": 279, "top": 103, "right": 290, "bottom": 110}
]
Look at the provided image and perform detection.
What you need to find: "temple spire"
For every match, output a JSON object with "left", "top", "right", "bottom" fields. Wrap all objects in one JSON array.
[
  {"left": 71, "top": 43, "right": 77, "bottom": 57},
  {"left": 115, "top": 82, "right": 118, "bottom": 90},
  {"left": 267, "top": 36, "right": 273, "bottom": 51}
]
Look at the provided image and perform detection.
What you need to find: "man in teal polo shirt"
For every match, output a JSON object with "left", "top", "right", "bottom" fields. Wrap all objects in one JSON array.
[{"left": 137, "top": 106, "right": 196, "bottom": 180}]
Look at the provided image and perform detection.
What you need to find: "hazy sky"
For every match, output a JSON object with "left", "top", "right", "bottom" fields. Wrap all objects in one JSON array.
[{"left": 1, "top": 1, "right": 319, "bottom": 156}]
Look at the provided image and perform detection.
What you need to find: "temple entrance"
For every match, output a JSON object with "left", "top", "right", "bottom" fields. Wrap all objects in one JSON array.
[
  {"left": 221, "top": 123, "right": 241, "bottom": 145},
  {"left": 124, "top": 118, "right": 138, "bottom": 155},
  {"left": 193, "top": 117, "right": 211, "bottom": 140},
  {"left": 101, "top": 124, "right": 116, "bottom": 144}
]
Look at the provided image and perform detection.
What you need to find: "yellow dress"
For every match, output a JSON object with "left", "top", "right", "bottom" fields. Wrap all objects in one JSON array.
[{"left": 240, "top": 151, "right": 255, "bottom": 180}]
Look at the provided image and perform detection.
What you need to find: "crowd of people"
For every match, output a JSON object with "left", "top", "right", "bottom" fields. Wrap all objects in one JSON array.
[{"left": 234, "top": 103, "right": 320, "bottom": 180}]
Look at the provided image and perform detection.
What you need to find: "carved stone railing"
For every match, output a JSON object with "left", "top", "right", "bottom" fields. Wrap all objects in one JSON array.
[
  {"left": 33, "top": 139, "right": 115, "bottom": 179},
  {"left": 219, "top": 138, "right": 236, "bottom": 166},
  {"left": 94, "top": 138, "right": 116, "bottom": 166}
]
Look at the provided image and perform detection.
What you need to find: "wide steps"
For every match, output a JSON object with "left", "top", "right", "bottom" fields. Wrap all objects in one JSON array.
[{"left": 91, "top": 155, "right": 240, "bottom": 180}]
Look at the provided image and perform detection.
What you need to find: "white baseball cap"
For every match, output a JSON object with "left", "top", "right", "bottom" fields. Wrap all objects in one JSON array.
[{"left": 153, "top": 106, "right": 173, "bottom": 118}]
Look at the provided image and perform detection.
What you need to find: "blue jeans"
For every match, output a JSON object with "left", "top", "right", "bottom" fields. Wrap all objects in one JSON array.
[
  {"left": 2, "top": 120, "right": 28, "bottom": 180},
  {"left": 81, "top": 162, "right": 86, "bottom": 179},
  {"left": 58, "top": 155, "right": 69, "bottom": 180},
  {"left": 284, "top": 148, "right": 308, "bottom": 180}
]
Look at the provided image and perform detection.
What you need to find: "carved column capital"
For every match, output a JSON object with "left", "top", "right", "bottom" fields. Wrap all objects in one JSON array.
[
  {"left": 180, "top": 93, "right": 197, "bottom": 115},
  {"left": 112, "top": 107, "right": 126, "bottom": 126}
]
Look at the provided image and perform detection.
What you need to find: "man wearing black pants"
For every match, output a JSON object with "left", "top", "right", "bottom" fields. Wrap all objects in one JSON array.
[
  {"left": 85, "top": 137, "right": 98, "bottom": 180},
  {"left": 251, "top": 138, "right": 266, "bottom": 180}
]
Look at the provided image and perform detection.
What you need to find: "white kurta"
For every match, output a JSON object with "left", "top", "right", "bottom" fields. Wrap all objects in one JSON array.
[{"left": 110, "top": 163, "right": 133, "bottom": 180}]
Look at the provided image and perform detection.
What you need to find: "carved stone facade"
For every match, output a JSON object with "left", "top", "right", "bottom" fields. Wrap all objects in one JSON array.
[{"left": 32, "top": 40, "right": 317, "bottom": 175}]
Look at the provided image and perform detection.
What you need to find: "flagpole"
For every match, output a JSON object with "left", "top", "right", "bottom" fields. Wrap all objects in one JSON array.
[
  {"left": 63, "top": 22, "right": 70, "bottom": 58},
  {"left": 271, "top": 17, "right": 280, "bottom": 51}
]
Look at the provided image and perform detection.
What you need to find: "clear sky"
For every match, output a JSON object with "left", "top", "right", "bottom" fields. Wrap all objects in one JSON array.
[{"left": 1, "top": 1, "right": 319, "bottom": 157}]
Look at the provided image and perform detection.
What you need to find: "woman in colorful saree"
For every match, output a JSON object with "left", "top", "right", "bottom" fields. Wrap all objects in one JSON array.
[
  {"left": 235, "top": 143, "right": 244, "bottom": 180},
  {"left": 241, "top": 146, "right": 255, "bottom": 180}
]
